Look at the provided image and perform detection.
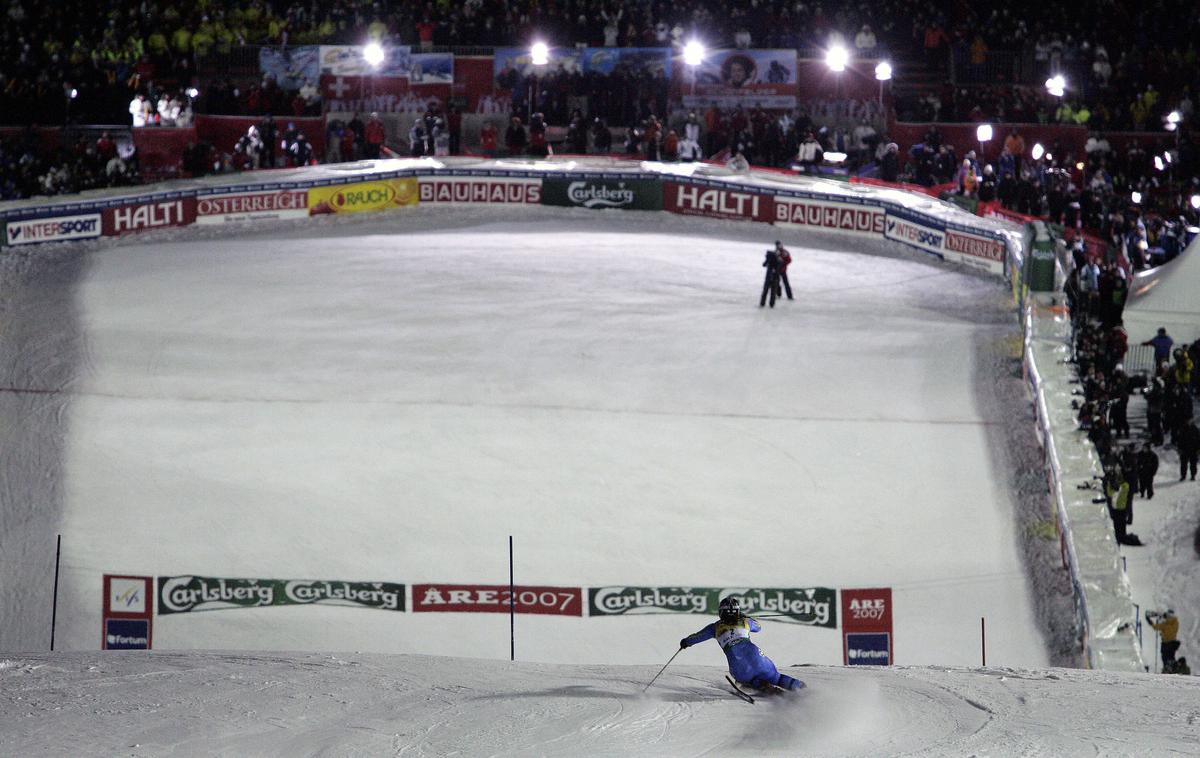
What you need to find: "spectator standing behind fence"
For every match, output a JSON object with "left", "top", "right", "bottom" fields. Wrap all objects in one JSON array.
[
  {"left": 796, "top": 131, "right": 822, "bottom": 174},
  {"left": 1178, "top": 420, "right": 1200, "bottom": 481},
  {"left": 259, "top": 114, "right": 278, "bottom": 168},
  {"left": 1143, "top": 328, "right": 1174, "bottom": 365},
  {"left": 528, "top": 113, "right": 548, "bottom": 158},
  {"left": 1137, "top": 442, "right": 1159, "bottom": 498},
  {"left": 365, "top": 113, "right": 386, "bottom": 159},
  {"left": 506, "top": 116, "right": 527, "bottom": 156},
  {"left": 480, "top": 121, "right": 498, "bottom": 157}
]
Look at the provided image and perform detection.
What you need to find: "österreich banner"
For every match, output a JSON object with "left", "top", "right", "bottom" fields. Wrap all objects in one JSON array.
[
  {"left": 157, "top": 576, "right": 406, "bottom": 614},
  {"left": 588, "top": 586, "right": 837, "bottom": 627}
]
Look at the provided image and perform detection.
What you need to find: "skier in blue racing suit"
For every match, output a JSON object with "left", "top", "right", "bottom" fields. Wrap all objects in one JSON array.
[{"left": 680, "top": 596, "right": 805, "bottom": 691}]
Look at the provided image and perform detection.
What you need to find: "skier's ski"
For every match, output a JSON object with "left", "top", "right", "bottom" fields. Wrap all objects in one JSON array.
[{"left": 725, "top": 675, "right": 755, "bottom": 704}]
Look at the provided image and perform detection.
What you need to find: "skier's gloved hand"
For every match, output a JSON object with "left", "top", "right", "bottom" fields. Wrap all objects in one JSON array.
[{"left": 679, "top": 639, "right": 689, "bottom": 650}]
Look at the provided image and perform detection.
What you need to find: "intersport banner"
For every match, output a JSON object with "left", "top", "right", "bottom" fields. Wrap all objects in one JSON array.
[
  {"left": 418, "top": 176, "right": 542, "bottom": 204},
  {"left": 663, "top": 181, "right": 773, "bottom": 223},
  {"left": 412, "top": 584, "right": 583, "bottom": 616},
  {"left": 308, "top": 178, "right": 418, "bottom": 215},
  {"left": 542, "top": 177, "right": 662, "bottom": 211},
  {"left": 884, "top": 211, "right": 946, "bottom": 258},
  {"left": 195, "top": 189, "right": 309, "bottom": 225},
  {"left": 773, "top": 195, "right": 885, "bottom": 237},
  {"left": 588, "top": 586, "right": 837, "bottom": 627},
  {"left": 157, "top": 576, "right": 405, "bottom": 614},
  {"left": 4, "top": 212, "right": 101, "bottom": 246},
  {"left": 685, "top": 49, "right": 798, "bottom": 108}
]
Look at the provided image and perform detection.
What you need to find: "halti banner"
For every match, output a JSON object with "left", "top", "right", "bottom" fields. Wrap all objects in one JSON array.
[
  {"left": 157, "top": 576, "right": 406, "bottom": 614},
  {"left": 588, "top": 586, "right": 837, "bottom": 627}
]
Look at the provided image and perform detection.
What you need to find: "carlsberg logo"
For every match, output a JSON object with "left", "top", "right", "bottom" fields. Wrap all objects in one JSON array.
[
  {"left": 592, "top": 587, "right": 711, "bottom": 614},
  {"left": 567, "top": 181, "right": 635, "bottom": 208}
]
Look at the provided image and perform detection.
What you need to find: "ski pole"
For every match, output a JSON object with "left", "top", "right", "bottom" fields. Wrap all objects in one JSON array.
[{"left": 643, "top": 648, "right": 683, "bottom": 692}]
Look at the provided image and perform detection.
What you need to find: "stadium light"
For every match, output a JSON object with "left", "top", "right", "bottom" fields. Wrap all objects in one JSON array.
[
  {"left": 874, "top": 61, "right": 892, "bottom": 81},
  {"left": 683, "top": 40, "right": 705, "bottom": 67},
  {"left": 1131, "top": 191, "right": 1142, "bottom": 204},
  {"left": 1164, "top": 151, "right": 1173, "bottom": 164},
  {"left": 531, "top": 41, "right": 550, "bottom": 66},
  {"left": 185, "top": 87, "right": 199, "bottom": 99},
  {"left": 976, "top": 124, "right": 993, "bottom": 143},
  {"left": 1191, "top": 194, "right": 1200, "bottom": 210},
  {"left": 826, "top": 45, "right": 849, "bottom": 73},
  {"left": 363, "top": 42, "right": 385, "bottom": 68},
  {"left": 1075, "top": 162, "right": 1085, "bottom": 170},
  {"left": 1154, "top": 155, "right": 1165, "bottom": 171},
  {"left": 1167, "top": 111, "right": 1181, "bottom": 124},
  {"left": 1045, "top": 74, "right": 1066, "bottom": 97},
  {"left": 1031, "top": 143, "right": 1044, "bottom": 160},
  {"left": 69, "top": 88, "right": 78, "bottom": 99}
]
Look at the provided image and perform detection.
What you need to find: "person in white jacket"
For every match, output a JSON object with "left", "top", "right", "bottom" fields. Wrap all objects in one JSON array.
[{"left": 129, "top": 94, "right": 149, "bottom": 127}]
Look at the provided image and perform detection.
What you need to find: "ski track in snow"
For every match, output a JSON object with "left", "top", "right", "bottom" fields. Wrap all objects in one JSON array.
[{"left": 2, "top": 652, "right": 1199, "bottom": 757}]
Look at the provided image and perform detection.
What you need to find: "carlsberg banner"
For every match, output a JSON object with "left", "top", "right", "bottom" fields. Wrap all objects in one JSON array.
[
  {"left": 157, "top": 576, "right": 405, "bottom": 614},
  {"left": 541, "top": 177, "right": 662, "bottom": 211},
  {"left": 588, "top": 586, "right": 836, "bottom": 627}
]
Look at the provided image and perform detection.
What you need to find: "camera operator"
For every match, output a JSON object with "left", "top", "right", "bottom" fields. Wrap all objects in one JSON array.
[{"left": 1145, "top": 609, "right": 1181, "bottom": 672}]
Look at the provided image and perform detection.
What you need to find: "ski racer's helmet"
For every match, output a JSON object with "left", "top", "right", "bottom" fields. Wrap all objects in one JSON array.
[{"left": 718, "top": 596, "right": 741, "bottom": 622}]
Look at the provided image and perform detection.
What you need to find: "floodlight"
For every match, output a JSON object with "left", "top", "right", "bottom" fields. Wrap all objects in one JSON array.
[
  {"left": 531, "top": 41, "right": 550, "bottom": 66},
  {"left": 363, "top": 42, "right": 385, "bottom": 67},
  {"left": 684, "top": 40, "right": 705, "bottom": 67},
  {"left": 826, "top": 45, "right": 849, "bottom": 73},
  {"left": 874, "top": 61, "right": 892, "bottom": 81}
]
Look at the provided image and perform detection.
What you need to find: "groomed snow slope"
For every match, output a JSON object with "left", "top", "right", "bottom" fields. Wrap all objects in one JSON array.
[{"left": 2, "top": 651, "right": 1198, "bottom": 757}]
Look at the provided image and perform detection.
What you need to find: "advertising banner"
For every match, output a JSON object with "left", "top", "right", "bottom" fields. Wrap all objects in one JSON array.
[
  {"left": 4, "top": 213, "right": 101, "bottom": 247},
  {"left": 588, "top": 586, "right": 837, "bottom": 627},
  {"left": 580, "top": 47, "right": 672, "bottom": 77},
  {"left": 157, "top": 576, "right": 406, "bottom": 614},
  {"left": 103, "top": 197, "right": 197, "bottom": 236},
  {"left": 942, "top": 228, "right": 1006, "bottom": 275},
  {"left": 685, "top": 49, "right": 798, "bottom": 108},
  {"left": 841, "top": 588, "right": 893, "bottom": 665},
  {"left": 773, "top": 196, "right": 885, "bottom": 237},
  {"left": 259, "top": 46, "right": 320, "bottom": 91},
  {"left": 663, "top": 181, "right": 773, "bottom": 223},
  {"left": 418, "top": 176, "right": 542, "bottom": 204},
  {"left": 542, "top": 177, "right": 662, "bottom": 211},
  {"left": 409, "top": 53, "right": 454, "bottom": 84},
  {"left": 412, "top": 584, "right": 583, "bottom": 616},
  {"left": 195, "top": 189, "right": 309, "bottom": 225},
  {"left": 307, "top": 178, "right": 418, "bottom": 215},
  {"left": 493, "top": 47, "right": 584, "bottom": 92},
  {"left": 884, "top": 212, "right": 945, "bottom": 258},
  {"left": 103, "top": 574, "right": 153, "bottom": 650},
  {"left": 319, "top": 45, "right": 412, "bottom": 77}
]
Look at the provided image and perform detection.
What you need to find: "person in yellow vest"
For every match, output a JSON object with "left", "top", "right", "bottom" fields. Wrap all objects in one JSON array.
[
  {"left": 1146, "top": 609, "right": 1180, "bottom": 671},
  {"left": 1105, "top": 468, "right": 1139, "bottom": 545}
]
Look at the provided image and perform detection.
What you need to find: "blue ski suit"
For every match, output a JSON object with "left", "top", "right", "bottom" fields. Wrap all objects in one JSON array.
[{"left": 681, "top": 616, "right": 804, "bottom": 691}]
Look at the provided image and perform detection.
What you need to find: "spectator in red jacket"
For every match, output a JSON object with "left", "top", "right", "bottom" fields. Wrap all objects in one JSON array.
[
  {"left": 480, "top": 121, "right": 498, "bottom": 157},
  {"left": 364, "top": 113, "right": 386, "bottom": 159}
]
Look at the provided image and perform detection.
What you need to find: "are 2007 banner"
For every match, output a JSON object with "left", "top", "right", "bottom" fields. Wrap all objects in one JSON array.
[{"left": 412, "top": 583, "right": 583, "bottom": 616}]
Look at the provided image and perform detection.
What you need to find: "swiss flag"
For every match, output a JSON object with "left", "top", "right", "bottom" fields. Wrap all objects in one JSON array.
[{"left": 320, "top": 74, "right": 411, "bottom": 101}]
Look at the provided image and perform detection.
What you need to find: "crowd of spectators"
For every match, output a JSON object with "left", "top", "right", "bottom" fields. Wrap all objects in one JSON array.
[
  {"left": 0, "top": 129, "right": 138, "bottom": 200},
  {"left": 1063, "top": 249, "right": 1199, "bottom": 575}
]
